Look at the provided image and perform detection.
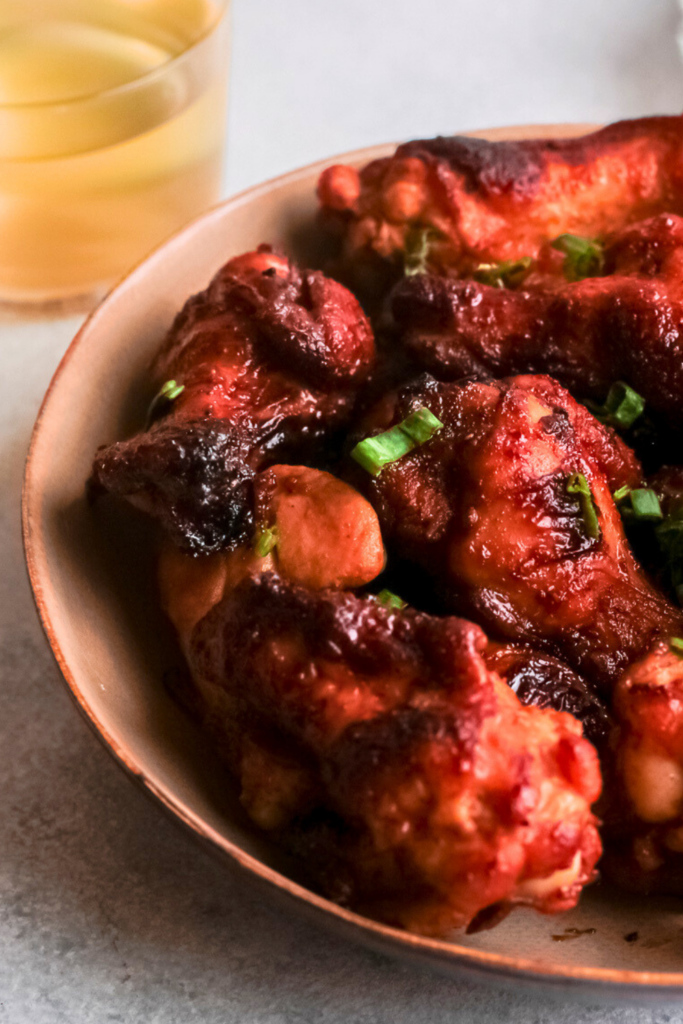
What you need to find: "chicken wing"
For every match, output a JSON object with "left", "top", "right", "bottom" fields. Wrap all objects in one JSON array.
[
  {"left": 391, "top": 213, "right": 683, "bottom": 429},
  {"left": 354, "top": 373, "right": 680, "bottom": 691},
  {"left": 318, "top": 116, "right": 683, "bottom": 277},
  {"left": 90, "top": 248, "right": 375, "bottom": 553},
  {"left": 184, "top": 574, "right": 601, "bottom": 936}
]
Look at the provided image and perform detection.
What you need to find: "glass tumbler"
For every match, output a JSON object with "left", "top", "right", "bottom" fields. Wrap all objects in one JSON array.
[{"left": 0, "top": 0, "right": 231, "bottom": 308}]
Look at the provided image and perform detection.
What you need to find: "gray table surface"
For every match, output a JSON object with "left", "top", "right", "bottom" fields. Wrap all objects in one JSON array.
[{"left": 3, "top": 0, "right": 683, "bottom": 1020}]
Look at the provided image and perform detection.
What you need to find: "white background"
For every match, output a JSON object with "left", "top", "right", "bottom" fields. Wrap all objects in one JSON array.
[
  {"left": 3, "top": 1, "right": 683, "bottom": 1022},
  {"left": 226, "top": 0, "right": 683, "bottom": 194}
]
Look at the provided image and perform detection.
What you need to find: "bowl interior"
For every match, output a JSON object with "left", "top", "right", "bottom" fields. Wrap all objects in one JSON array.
[{"left": 23, "top": 125, "right": 683, "bottom": 997}]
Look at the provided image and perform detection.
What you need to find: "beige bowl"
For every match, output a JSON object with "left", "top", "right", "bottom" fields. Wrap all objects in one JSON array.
[{"left": 22, "top": 125, "right": 683, "bottom": 1002}]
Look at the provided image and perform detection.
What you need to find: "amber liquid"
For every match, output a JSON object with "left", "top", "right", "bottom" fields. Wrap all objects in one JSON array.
[{"left": 0, "top": 0, "right": 229, "bottom": 303}]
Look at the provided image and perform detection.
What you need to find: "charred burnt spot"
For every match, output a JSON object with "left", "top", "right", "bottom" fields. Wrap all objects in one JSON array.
[
  {"left": 325, "top": 703, "right": 475, "bottom": 799},
  {"left": 539, "top": 407, "right": 573, "bottom": 442},
  {"left": 395, "top": 117, "right": 683, "bottom": 201},
  {"left": 517, "top": 470, "right": 601, "bottom": 556},
  {"left": 501, "top": 649, "right": 612, "bottom": 750},
  {"left": 90, "top": 418, "right": 257, "bottom": 555},
  {"left": 397, "top": 135, "right": 549, "bottom": 199}
]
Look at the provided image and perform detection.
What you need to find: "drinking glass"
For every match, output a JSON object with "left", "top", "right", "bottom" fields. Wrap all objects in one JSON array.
[{"left": 0, "top": 0, "right": 231, "bottom": 308}]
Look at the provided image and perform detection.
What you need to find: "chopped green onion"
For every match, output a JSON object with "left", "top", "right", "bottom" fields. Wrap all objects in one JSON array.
[
  {"left": 615, "top": 486, "right": 663, "bottom": 523},
  {"left": 351, "top": 407, "right": 444, "bottom": 477},
  {"left": 400, "top": 407, "right": 443, "bottom": 445},
  {"left": 352, "top": 433, "right": 413, "bottom": 476},
  {"left": 613, "top": 485, "right": 632, "bottom": 504},
  {"left": 670, "top": 637, "right": 683, "bottom": 657},
  {"left": 404, "top": 227, "right": 432, "bottom": 276},
  {"left": 255, "top": 527, "right": 278, "bottom": 557},
  {"left": 602, "top": 382, "right": 645, "bottom": 430},
  {"left": 147, "top": 379, "right": 185, "bottom": 426},
  {"left": 551, "top": 233, "right": 604, "bottom": 282},
  {"left": 473, "top": 257, "right": 533, "bottom": 289},
  {"left": 628, "top": 489, "right": 663, "bottom": 522},
  {"left": 566, "top": 472, "right": 601, "bottom": 540},
  {"left": 376, "top": 589, "right": 407, "bottom": 610}
]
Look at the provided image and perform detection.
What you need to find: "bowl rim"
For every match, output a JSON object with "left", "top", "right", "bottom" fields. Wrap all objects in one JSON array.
[{"left": 22, "top": 123, "right": 683, "bottom": 999}]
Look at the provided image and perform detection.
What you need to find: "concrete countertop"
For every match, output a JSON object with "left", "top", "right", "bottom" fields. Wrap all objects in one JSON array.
[{"left": 3, "top": 0, "right": 683, "bottom": 1019}]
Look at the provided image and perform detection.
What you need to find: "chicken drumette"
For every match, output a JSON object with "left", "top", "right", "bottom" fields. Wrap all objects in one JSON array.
[{"left": 90, "top": 248, "right": 375, "bottom": 553}]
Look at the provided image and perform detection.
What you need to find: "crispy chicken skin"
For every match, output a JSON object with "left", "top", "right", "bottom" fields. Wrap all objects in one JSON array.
[
  {"left": 357, "top": 373, "right": 681, "bottom": 692},
  {"left": 318, "top": 116, "right": 683, "bottom": 275},
  {"left": 391, "top": 213, "right": 683, "bottom": 427},
  {"left": 184, "top": 574, "right": 601, "bottom": 936},
  {"left": 90, "top": 248, "right": 375, "bottom": 553}
]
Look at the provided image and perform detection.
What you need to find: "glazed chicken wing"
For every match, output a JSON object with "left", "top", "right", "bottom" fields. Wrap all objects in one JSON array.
[
  {"left": 355, "top": 373, "right": 682, "bottom": 692},
  {"left": 391, "top": 213, "right": 683, "bottom": 429},
  {"left": 318, "top": 116, "right": 683, "bottom": 277},
  {"left": 90, "top": 248, "right": 375, "bottom": 553},
  {"left": 183, "top": 574, "right": 601, "bottom": 936}
]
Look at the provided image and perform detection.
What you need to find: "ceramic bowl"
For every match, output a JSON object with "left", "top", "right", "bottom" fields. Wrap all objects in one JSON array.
[{"left": 22, "top": 124, "right": 683, "bottom": 1003}]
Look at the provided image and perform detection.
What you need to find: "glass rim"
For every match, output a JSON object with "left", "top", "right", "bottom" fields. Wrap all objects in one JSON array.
[{"left": 0, "top": 0, "right": 230, "bottom": 112}]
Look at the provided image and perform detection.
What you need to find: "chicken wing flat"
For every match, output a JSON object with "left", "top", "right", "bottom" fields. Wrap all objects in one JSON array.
[
  {"left": 355, "top": 373, "right": 681, "bottom": 691},
  {"left": 90, "top": 248, "right": 375, "bottom": 553},
  {"left": 184, "top": 574, "right": 601, "bottom": 936},
  {"left": 391, "top": 213, "right": 683, "bottom": 429},
  {"left": 318, "top": 116, "right": 683, "bottom": 276}
]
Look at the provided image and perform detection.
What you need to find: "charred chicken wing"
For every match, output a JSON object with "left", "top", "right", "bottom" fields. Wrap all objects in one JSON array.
[{"left": 90, "top": 248, "right": 375, "bottom": 553}]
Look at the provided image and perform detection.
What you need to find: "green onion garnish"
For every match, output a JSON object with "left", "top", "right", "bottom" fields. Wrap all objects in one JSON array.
[
  {"left": 551, "top": 233, "right": 604, "bottom": 282},
  {"left": 351, "top": 407, "right": 444, "bottom": 477},
  {"left": 614, "top": 486, "right": 663, "bottom": 522},
  {"left": 600, "top": 382, "right": 645, "bottom": 430},
  {"left": 255, "top": 527, "right": 278, "bottom": 557},
  {"left": 147, "top": 379, "right": 185, "bottom": 426},
  {"left": 670, "top": 637, "right": 683, "bottom": 657},
  {"left": 404, "top": 227, "right": 432, "bottom": 276},
  {"left": 613, "top": 485, "right": 632, "bottom": 504},
  {"left": 566, "top": 472, "right": 601, "bottom": 540},
  {"left": 473, "top": 257, "right": 533, "bottom": 289},
  {"left": 628, "top": 489, "right": 663, "bottom": 522},
  {"left": 376, "top": 589, "right": 407, "bottom": 610}
]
